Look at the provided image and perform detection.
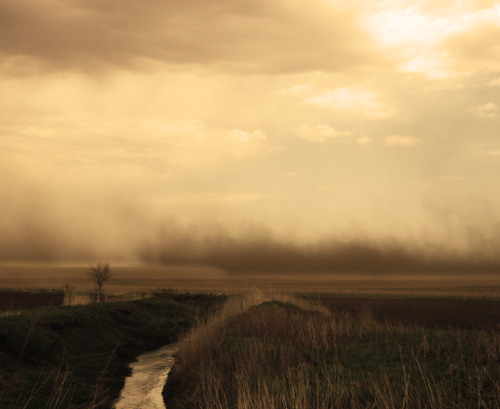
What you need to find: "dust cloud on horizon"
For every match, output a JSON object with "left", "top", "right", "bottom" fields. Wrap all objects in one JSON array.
[
  {"left": 2, "top": 204, "right": 499, "bottom": 277},
  {"left": 2, "top": 160, "right": 500, "bottom": 277}
]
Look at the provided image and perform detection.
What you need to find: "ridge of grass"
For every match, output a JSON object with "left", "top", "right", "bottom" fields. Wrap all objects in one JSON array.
[
  {"left": 0, "top": 294, "right": 224, "bottom": 408},
  {"left": 164, "top": 292, "right": 500, "bottom": 409}
]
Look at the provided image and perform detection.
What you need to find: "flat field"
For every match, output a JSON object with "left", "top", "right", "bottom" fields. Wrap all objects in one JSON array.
[
  {"left": 0, "top": 290, "right": 64, "bottom": 311},
  {"left": 1, "top": 265, "right": 499, "bottom": 408},
  {"left": 2, "top": 264, "right": 500, "bottom": 330},
  {"left": 1, "top": 265, "right": 500, "bottom": 297}
]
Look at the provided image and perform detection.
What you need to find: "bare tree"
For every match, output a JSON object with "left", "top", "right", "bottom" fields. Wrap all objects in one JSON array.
[{"left": 86, "top": 262, "right": 112, "bottom": 300}]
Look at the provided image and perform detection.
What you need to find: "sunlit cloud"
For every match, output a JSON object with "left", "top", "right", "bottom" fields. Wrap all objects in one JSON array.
[
  {"left": 361, "top": 3, "right": 500, "bottom": 77},
  {"left": 467, "top": 102, "right": 498, "bottom": 118},
  {"left": 292, "top": 124, "right": 351, "bottom": 142},
  {"left": 356, "top": 136, "right": 373, "bottom": 145},
  {"left": 150, "top": 122, "right": 276, "bottom": 166},
  {"left": 487, "top": 77, "right": 500, "bottom": 86},
  {"left": 384, "top": 135, "right": 419, "bottom": 146},
  {"left": 303, "top": 87, "right": 398, "bottom": 119},
  {"left": 0, "top": 117, "right": 277, "bottom": 168},
  {"left": 398, "top": 53, "right": 451, "bottom": 79},
  {"left": 145, "top": 192, "right": 265, "bottom": 205},
  {"left": 276, "top": 84, "right": 314, "bottom": 96}
]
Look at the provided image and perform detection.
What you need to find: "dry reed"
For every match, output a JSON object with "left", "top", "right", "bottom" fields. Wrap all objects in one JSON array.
[{"left": 165, "top": 291, "right": 500, "bottom": 409}]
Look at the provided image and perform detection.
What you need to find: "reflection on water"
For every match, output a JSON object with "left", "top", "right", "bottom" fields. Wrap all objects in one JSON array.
[{"left": 114, "top": 343, "right": 178, "bottom": 409}]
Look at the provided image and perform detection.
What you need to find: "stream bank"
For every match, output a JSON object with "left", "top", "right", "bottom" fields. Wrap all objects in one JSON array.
[{"left": 0, "top": 294, "right": 223, "bottom": 408}]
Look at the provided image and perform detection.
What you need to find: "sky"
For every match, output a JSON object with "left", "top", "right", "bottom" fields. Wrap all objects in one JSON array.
[{"left": 1, "top": 0, "right": 500, "bottom": 273}]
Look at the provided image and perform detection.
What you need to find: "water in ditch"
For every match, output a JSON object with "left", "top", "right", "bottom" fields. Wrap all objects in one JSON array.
[{"left": 113, "top": 343, "right": 178, "bottom": 409}]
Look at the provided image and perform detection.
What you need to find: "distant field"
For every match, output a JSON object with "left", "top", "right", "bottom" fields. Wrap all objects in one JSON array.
[
  {"left": 306, "top": 296, "right": 500, "bottom": 331},
  {"left": 1, "top": 265, "right": 500, "bottom": 299},
  {"left": 1, "top": 264, "right": 499, "bottom": 333},
  {"left": 0, "top": 290, "right": 64, "bottom": 311}
]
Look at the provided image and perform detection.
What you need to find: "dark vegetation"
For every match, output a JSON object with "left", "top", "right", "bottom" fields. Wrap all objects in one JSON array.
[
  {"left": 164, "top": 295, "right": 500, "bottom": 409},
  {"left": 0, "top": 291, "right": 65, "bottom": 311},
  {"left": 2, "top": 287, "right": 499, "bottom": 408},
  {"left": 0, "top": 293, "right": 225, "bottom": 408}
]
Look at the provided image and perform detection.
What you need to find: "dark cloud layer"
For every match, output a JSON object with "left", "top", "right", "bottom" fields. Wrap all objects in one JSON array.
[
  {"left": 2, "top": 156, "right": 500, "bottom": 276},
  {"left": 2, "top": 161, "right": 499, "bottom": 275},
  {"left": 139, "top": 225, "right": 500, "bottom": 276},
  {"left": 0, "top": 0, "right": 376, "bottom": 75},
  {"left": 2, "top": 195, "right": 499, "bottom": 275}
]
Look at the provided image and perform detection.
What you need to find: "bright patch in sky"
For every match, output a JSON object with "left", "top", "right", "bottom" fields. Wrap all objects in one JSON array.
[
  {"left": 292, "top": 124, "right": 351, "bottom": 142},
  {"left": 304, "top": 87, "right": 398, "bottom": 119}
]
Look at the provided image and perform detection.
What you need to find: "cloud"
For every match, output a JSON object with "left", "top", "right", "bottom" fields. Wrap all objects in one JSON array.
[
  {"left": 444, "top": 23, "right": 500, "bottom": 74},
  {"left": 144, "top": 192, "right": 265, "bottom": 205},
  {"left": 384, "top": 135, "right": 419, "bottom": 146},
  {"left": 276, "top": 84, "right": 314, "bottom": 96},
  {"left": 361, "top": 3, "right": 500, "bottom": 77},
  {"left": 467, "top": 102, "right": 498, "bottom": 118},
  {"left": 304, "top": 87, "right": 398, "bottom": 119},
  {"left": 356, "top": 136, "right": 373, "bottom": 145},
  {"left": 3, "top": 155, "right": 500, "bottom": 275},
  {"left": 446, "top": 23, "right": 500, "bottom": 59},
  {"left": 1, "top": 118, "right": 276, "bottom": 168},
  {"left": 0, "top": 0, "right": 375, "bottom": 76},
  {"left": 487, "top": 77, "right": 500, "bottom": 86},
  {"left": 139, "top": 223, "right": 500, "bottom": 275},
  {"left": 439, "top": 176, "right": 465, "bottom": 181},
  {"left": 398, "top": 53, "right": 451, "bottom": 79},
  {"left": 0, "top": 161, "right": 142, "bottom": 264},
  {"left": 292, "top": 124, "right": 351, "bottom": 142},
  {"left": 146, "top": 121, "right": 276, "bottom": 166}
]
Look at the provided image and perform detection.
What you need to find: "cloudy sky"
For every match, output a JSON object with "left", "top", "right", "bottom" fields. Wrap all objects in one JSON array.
[{"left": 1, "top": 0, "right": 500, "bottom": 271}]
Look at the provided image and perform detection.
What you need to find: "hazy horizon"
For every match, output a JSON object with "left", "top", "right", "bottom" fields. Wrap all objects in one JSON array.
[{"left": 1, "top": 0, "right": 500, "bottom": 276}]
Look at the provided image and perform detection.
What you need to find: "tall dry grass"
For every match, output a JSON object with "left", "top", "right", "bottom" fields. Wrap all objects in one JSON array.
[
  {"left": 165, "top": 291, "right": 500, "bottom": 409},
  {"left": 173, "top": 290, "right": 328, "bottom": 365},
  {"left": 62, "top": 288, "right": 153, "bottom": 306}
]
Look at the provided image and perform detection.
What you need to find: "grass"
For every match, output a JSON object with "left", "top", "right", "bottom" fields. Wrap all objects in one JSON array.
[
  {"left": 0, "top": 293, "right": 225, "bottom": 408},
  {"left": 1, "top": 282, "right": 498, "bottom": 408},
  {"left": 164, "top": 291, "right": 500, "bottom": 409}
]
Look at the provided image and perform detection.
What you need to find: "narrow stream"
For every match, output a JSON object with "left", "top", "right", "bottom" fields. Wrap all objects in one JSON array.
[{"left": 114, "top": 343, "right": 178, "bottom": 409}]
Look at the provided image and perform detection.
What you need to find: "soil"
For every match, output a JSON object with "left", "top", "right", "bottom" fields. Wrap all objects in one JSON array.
[
  {"left": 0, "top": 290, "right": 64, "bottom": 311},
  {"left": 309, "top": 297, "right": 500, "bottom": 331}
]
